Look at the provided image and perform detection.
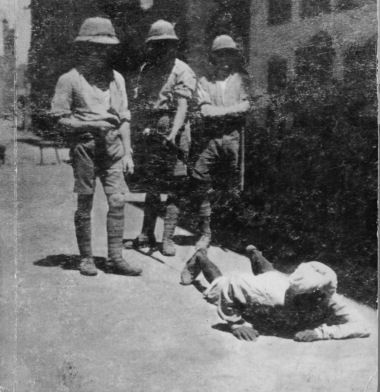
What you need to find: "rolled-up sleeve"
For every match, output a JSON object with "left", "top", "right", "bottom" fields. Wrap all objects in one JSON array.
[
  {"left": 174, "top": 66, "right": 196, "bottom": 100},
  {"left": 312, "top": 294, "right": 370, "bottom": 340},
  {"left": 197, "top": 81, "right": 227, "bottom": 117},
  {"left": 197, "top": 75, "right": 250, "bottom": 118},
  {"left": 50, "top": 73, "right": 73, "bottom": 118},
  {"left": 196, "top": 78, "right": 211, "bottom": 107},
  {"left": 114, "top": 72, "right": 131, "bottom": 122}
]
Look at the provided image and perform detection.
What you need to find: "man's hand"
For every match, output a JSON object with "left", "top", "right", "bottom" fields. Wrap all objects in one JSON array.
[
  {"left": 90, "top": 120, "right": 116, "bottom": 135},
  {"left": 142, "top": 128, "right": 151, "bottom": 136},
  {"left": 232, "top": 325, "right": 259, "bottom": 342},
  {"left": 122, "top": 155, "right": 134, "bottom": 175},
  {"left": 294, "top": 329, "right": 320, "bottom": 342},
  {"left": 165, "top": 131, "right": 177, "bottom": 147}
]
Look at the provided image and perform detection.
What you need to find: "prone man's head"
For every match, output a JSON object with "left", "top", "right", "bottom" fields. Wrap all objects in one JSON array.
[{"left": 285, "top": 261, "right": 337, "bottom": 311}]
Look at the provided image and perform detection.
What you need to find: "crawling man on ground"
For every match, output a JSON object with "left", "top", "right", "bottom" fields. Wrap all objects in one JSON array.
[{"left": 180, "top": 246, "right": 370, "bottom": 342}]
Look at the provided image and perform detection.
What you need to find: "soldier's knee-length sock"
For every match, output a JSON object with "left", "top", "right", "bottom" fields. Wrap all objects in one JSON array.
[
  {"left": 198, "top": 249, "right": 222, "bottom": 283},
  {"left": 163, "top": 195, "right": 179, "bottom": 243},
  {"left": 191, "top": 179, "right": 212, "bottom": 236},
  {"left": 107, "top": 205, "right": 124, "bottom": 261},
  {"left": 162, "top": 202, "right": 179, "bottom": 255},
  {"left": 141, "top": 192, "right": 160, "bottom": 235},
  {"left": 198, "top": 199, "right": 211, "bottom": 236},
  {"left": 75, "top": 195, "right": 93, "bottom": 258}
]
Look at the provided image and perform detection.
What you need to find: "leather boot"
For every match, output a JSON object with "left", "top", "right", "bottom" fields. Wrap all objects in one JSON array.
[
  {"left": 180, "top": 249, "right": 203, "bottom": 285},
  {"left": 111, "top": 258, "right": 142, "bottom": 276},
  {"left": 246, "top": 245, "right": 274, "bottom": 275},
  {"left": 79, "top": 257, "right": 97, "bottom": 276}
]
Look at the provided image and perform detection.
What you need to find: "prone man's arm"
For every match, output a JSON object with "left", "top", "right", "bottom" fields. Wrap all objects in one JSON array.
[
  {"left": 313, "top": 294, "right": 370, "bottom": 340},
  {"left": 295, "top": 294, "right": 370, "bottom": 341}
]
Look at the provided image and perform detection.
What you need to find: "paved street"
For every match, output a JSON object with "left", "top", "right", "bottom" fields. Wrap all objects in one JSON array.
[{"left": 0, "top": 120, "right": 377, "bottom": 392}]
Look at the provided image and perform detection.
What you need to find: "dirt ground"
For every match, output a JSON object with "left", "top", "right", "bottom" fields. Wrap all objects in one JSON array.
[{"left": 0, "top": 120, "right": 377, "bottom": 392}]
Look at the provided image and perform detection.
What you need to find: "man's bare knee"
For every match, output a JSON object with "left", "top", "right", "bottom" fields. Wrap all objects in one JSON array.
[{"left": 108, "top": 193, "right": 126, "bottom": 208}]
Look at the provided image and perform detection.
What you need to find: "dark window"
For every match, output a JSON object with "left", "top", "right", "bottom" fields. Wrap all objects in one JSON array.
[
  {"left": 335, "top": 0, "right": 358, "bottom": 11},
  {"left": 267, "top": 56, "right": 287, "bottom": 93},
  {"left": 295, "top": 31, "right": 335, "bottom": 83},
  {"left": 343, "top": 36, "right": 376, "bottom": 124},
  {"left": 206, "top": 0, "right": 251, "bottom": 57},
  {"left": 301, "top": 0, "right": 331, "bottom": 18},
  {"left": 344, "top": 36, "right": 376, "bottom": 91},
  {"left": 268, "top": 0, "right": 292, "bottom": 25}
]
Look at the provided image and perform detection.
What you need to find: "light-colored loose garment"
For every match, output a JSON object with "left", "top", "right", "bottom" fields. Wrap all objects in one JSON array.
[{"left": 204, "top": 270, "right": 370, "bottom": 340}]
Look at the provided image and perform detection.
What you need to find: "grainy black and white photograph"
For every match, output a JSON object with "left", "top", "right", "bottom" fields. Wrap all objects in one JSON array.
[{"left": 0, "top": 0, "right": 377, "bottom": 391}]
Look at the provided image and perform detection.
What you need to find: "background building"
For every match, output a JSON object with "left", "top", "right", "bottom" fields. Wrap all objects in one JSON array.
[
  {"left": 0, "top": 18, "right": 15, "bottom": 115},
  {"left": 28, "top": 0, "right": 376, "bottom": 122},
  {"left": 249, "top": 0, "right": 376, "bottom": 95}
]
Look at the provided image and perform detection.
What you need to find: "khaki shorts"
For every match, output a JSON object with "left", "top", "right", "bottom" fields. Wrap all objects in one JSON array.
[
  {"left": 192, "top": 130, "right": 240, "bottom": 183},
  {"left": 71, "top": 143, "right": 127, "bottom": 195}
]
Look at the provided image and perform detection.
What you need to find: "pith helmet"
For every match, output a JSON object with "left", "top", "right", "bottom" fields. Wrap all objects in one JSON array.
[
  {"left": 145, "top": 19, "right": 179, "bottom": 43},
  {"left": 288, "top": 261, "right": 338, "bottom": 297},
  {"left": 75, "top": 17, "right": 120, "bottom": 45},
  {"left": 211, "top": 35, "right": 238, "bottom": 52}
]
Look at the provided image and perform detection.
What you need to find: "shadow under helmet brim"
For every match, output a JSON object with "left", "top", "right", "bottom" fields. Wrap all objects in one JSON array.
[
  {"left": 74, "top": 36, "right": 120, "bottom": 45},
  {"left": 145, "top": 35, "right": 179, "bottom": 43}
]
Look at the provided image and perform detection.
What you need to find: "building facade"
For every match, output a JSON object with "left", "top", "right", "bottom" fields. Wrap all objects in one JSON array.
[
  {"left": 0, "top": 18, "right": 15, "bottom": 115},
  {"left": 28, "top": 0, "right": 376, "bottom": 123},
  {"left": 249, "top": 0, "right": 376, "bottom": 94}
]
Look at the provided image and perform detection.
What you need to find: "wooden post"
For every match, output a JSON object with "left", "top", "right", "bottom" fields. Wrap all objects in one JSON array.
[
  {"left": 240, "top": 126, "right": 245, "bottom": 192},
  {"left": 39, "top": 145, "right": 44, "bottom": 165},
  {"left": 54, "top": 147, "right": 61, "bottom": 164}
]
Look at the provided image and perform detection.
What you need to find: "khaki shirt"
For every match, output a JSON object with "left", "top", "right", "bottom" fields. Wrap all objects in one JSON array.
[
  {"left": 133, "top": 58, "right": 196, "bottom": 171},
  {"left": 197, "top": 72, "right": 250, "bottom": 118},
  {"left": 51, "top": 68, "right": 130, "bottom": 163},
  {"left": 51, "top": 68, "right": 130, "bottom": 123},
  {"left": 135, "top": 58, "right": 196, "bottom": 113}
]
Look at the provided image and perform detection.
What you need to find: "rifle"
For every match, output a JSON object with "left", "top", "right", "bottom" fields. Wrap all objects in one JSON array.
[{"left": 143, "top": 127, "right": 198, "bottom": 177}]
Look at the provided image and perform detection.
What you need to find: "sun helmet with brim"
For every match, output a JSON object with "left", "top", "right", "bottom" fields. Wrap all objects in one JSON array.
[
  {"left": 74, "top": 17, "right": 120, "bottom": 45},
  {"left": 288, "top": 261, "right": 338, "bottom": 297},
  {"left": 211, "top": 35, "right": 239, "bottom": 52},
  {"left": 145, "top": 19, "right": 179, "bottom": 43}
]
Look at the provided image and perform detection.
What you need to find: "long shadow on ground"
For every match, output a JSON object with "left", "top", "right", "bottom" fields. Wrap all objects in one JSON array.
[{"left": 33, "top": 254, "right": 120, "bottom": 275}]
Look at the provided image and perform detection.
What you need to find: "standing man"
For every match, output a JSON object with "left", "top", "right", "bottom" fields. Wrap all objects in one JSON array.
[
  {"left": 51, "top": 17, "right": 142, "bottom": 277},
  {"left": 191, "top": 35, "right": 250, "bottom": 249},
  {"left": 131, "top": 20, "right": 196, "bottom": 256}
]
